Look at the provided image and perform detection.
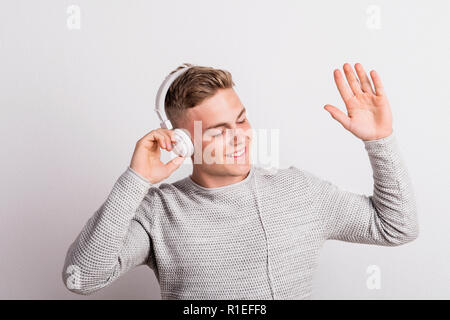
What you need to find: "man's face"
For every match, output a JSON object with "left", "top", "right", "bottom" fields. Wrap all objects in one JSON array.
[{"left": 182, "top": 87, "right": 252, "bottom": 177}]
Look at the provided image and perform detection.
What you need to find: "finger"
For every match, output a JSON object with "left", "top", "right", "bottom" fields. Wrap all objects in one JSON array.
[
  {"left": 157, "top": 130, "right": 174, "bottom": 151},
  {"left": 355, "top": 63, "right": 375, "bottom": 94},
  {"left": 324, "top": 104, "right": 351, "bottom": 130},
  {"left": 163, "top": 129, "right": 178, "bottom": 143},
  {"left": 151, "top": 132, "right": 168, "bottom": 149},
  {"left": 343, "top": 63, "right": 363, "bottom": 96},
  {"left": 370, "top": 70, "right": 385, "bottom": 96},
  {"left": 334, "top": 69, "right": 353, "bottom": 102},
  {"left": 139, "top": 130, "right": 166, "bottom": 149},
  {"left": 161, "top": 129, "right": 178, "bottom": 149},
  {"left": 163, "top": 156, "right": 185, "bottom": 176}
]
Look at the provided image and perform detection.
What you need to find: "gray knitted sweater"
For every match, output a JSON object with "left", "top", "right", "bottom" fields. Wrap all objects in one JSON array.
[{"left": 61, "top": 131, "right": 419, "bottom": 299}]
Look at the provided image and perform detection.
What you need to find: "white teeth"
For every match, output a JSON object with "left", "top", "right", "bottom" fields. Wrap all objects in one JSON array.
[{"left": 226, "top": 148, "right": 245, "bottom": 157}]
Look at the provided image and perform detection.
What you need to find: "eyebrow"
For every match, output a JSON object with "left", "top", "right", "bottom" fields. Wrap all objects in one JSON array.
[{"left": 205, "top": 107, "right": 246, "bottom": 130}]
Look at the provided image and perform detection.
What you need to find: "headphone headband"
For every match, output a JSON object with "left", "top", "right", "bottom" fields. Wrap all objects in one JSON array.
[{"left": 154, "top": 66, "right": 192, "bottom": 130}]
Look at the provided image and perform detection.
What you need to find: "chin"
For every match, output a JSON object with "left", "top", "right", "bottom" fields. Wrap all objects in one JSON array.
[{"left": 223, "top": 162, "right": 251, "bottom": 176}]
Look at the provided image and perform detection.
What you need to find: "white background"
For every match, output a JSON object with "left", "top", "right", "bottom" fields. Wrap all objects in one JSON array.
[{"left": 0, "top": 0, "right": 449, "bottom": 299}]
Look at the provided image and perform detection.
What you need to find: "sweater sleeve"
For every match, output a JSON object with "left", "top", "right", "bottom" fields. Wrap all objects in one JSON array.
[
  {"left": 61, "top": 166, "right": 155, "bottom": 295},
  {"left": 303, "top": 131, "right": 420, "bottom": 246}
]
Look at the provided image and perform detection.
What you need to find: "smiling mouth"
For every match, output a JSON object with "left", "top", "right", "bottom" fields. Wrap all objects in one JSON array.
[{"left": 226, "top": 146, "right": 246, "bottom": 158}]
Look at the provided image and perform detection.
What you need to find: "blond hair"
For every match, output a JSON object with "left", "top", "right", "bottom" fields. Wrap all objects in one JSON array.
[{"left": 164, "top": 63, "right": 235, "bottom": 127}]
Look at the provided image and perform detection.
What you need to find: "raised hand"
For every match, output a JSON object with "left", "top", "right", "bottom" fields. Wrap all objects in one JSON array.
[{"left": 324, "top": 63, "right": 393, "bottom": 141}]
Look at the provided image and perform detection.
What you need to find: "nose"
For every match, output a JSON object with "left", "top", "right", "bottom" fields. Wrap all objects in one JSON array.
[{"left": 230, "top": 128, "right": 246, "bottom": 146}]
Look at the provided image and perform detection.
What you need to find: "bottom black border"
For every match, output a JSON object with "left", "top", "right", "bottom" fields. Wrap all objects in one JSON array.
[{"left": 1, "top": 299, "right": 448, "bottom": 319}]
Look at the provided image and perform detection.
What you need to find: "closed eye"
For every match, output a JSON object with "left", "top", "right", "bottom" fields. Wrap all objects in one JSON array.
[
  {"left": 211, "top": 129, "right": 224, "bottom": 137},
  {"left": 209, "top": 117, "right": 247, "bottom": 137}
]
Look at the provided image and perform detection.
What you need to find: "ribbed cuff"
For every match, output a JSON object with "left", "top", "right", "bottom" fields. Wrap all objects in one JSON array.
[
  {"left": 362, "top": 129, "right": 403, "bottom": 182},
  {"left": 362, "top": 130, "right": 396, "bottom": 151},
  {"left": 126, "top": 166, "right": 152, "bottom": 186}
]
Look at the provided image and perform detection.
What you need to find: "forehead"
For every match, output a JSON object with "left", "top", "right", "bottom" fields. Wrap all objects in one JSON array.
[{"left": 185, "top": 88, "right": 244, "bottom": 128}]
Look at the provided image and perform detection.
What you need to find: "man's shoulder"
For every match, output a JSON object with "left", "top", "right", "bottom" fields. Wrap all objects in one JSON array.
[{"left": 147, "top": 176, "right": 189, "bottom": 196}]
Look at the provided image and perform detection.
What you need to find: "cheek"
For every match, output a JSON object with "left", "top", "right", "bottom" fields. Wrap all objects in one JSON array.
[
  {"left": 246, "top": 128, "right": 253, "bottom": 141},
  {"left": 242, "top": 123, "right": 253, "bottom": 140},
  {"left": 202, "top": 137, "right": 226, "bottom": 156}
]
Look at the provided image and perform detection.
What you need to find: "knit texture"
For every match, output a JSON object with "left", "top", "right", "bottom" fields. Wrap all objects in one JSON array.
[{"left": 61, "top": 131, "right": 419, "bottom": 299}]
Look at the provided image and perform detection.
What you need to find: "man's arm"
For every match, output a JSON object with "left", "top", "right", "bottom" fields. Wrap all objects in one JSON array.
[
  {"left": 61, "top": 167, "right": 154, "bottom": 295},
  {"left": 303, "top": 131, "right": 419, "bottom": 245},
  {"left": 61, "top": 128, "right": 185, "bottom": 295},
  {"left": 304, "top": 62, "right": 419, "bottom": 245}
]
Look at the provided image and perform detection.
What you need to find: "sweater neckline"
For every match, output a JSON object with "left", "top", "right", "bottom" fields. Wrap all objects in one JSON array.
[{"left": 186, "top": 165, "right": 255, "bottom": 192}]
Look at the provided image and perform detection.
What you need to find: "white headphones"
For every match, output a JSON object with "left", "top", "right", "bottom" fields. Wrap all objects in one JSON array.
[{"left": 154, "top": 66, "right": 195, "bottom": 157}]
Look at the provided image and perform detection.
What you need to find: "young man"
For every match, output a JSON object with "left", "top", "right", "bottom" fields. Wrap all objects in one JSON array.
[{"left": 62, "top": 63, "right": 419, "bottom": 299}]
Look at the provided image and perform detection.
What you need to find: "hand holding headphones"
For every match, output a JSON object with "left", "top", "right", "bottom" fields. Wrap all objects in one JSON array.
[
  {"left": 129, "top": 66, "right": 193, "bottom": 184},
  {"left": 129, "top": 128, "right": 185, "bottom": 184},
  {"left": 154, "top": 66, "right": 195, "bottom": 158}
]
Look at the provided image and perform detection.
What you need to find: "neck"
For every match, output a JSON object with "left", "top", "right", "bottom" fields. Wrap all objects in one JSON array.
[{"left": 190, "top": 166, "right": 251, "bottom": 189}]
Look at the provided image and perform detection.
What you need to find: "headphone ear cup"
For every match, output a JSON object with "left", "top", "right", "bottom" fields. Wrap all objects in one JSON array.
[{"left": 172, "top": 128, "right": 194, "bottom": 157}]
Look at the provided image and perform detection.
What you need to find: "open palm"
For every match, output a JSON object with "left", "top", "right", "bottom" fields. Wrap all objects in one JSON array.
[{"left": 324, "top": 63, "right": 393, "bottom": 141}]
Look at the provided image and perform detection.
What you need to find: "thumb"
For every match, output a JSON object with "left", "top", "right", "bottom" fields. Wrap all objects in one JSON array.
[
  {"left": 164, "top": 156, "right": 185, "bottom": 176},
  {"left": 324, "top": 104, "right": 351, "bottom": 130}
]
